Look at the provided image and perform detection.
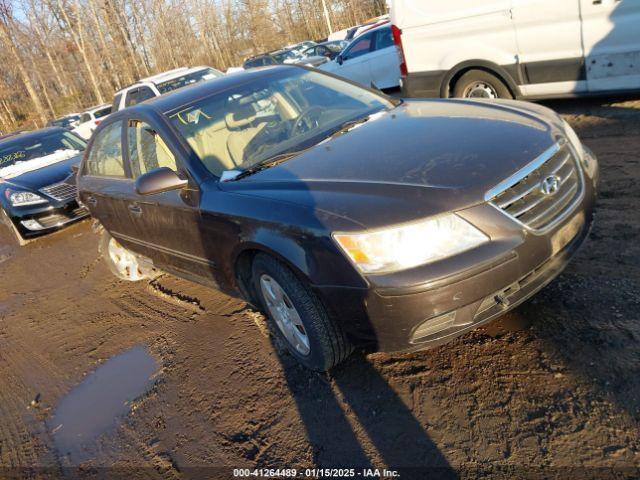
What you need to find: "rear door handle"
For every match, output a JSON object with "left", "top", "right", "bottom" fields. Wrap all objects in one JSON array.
[
  {"left": 128, "top": 203, "right": 143, "bottom": 216},
  {"left": 86, "top": 195, "right": 97, "bottom": 206}
]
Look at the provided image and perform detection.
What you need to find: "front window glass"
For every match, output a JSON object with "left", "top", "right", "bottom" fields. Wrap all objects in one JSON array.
[
  {"left": 344, "top": 34, "right": 372, "bottom": 60},
  {"left": 169, "top": 69, "right": 393, "bottom": 177},
  {"left": 0, "top": 130, "right": 86, "bottom": 177},
  {"left": 127, "top": 120, "right": 177, "bottom": 178},
  {"left": 156, "top": 68, "right": 223, "bottom": 94},
  {"left": 85, "top": 121, "right": 126, "bottom": 177}
]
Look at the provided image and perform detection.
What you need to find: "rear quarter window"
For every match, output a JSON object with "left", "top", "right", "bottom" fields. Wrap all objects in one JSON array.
[{"left": 85, "top": 121, "right": 126, "bottom": 177}]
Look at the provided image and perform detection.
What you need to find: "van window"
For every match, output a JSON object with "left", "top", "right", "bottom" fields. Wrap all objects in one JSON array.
[
  {"left": 85, "top": 121, "right": 126, "bottom": 177},
  {"left": 127, "top": 120, "right": 177, "bottom": 178}
]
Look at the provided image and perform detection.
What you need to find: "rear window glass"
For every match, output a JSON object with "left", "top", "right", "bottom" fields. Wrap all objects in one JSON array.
[
  {"left": 156, "top": 68, "right": 222, "bottom": 94},
  {"left": 94, "top": 107, "right": 112, "bottom": 119}
]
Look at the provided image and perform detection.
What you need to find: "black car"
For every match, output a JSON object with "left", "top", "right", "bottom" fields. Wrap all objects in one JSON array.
[
  {"left": 243, "top": 49, "right": 298, "bottom": 69},
  {"left": 47, "top": 114, "right": 82, "bottom": 130},
  {"left": 0, "top": 128, "right": 89, "bottom": 245},
  {"left": 77, "top": 66, "right": 597, "bottom": 371}
]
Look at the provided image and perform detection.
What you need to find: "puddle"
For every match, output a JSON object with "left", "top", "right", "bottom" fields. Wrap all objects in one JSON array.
[
  {"left": 483, "top": 312, "right": 532, "bottom": 338},
  {"left": 49, "top": 345, "right": 159, "bottom": 463}
]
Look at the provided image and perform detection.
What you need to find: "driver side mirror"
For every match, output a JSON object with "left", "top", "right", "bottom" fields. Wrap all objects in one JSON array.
[
  {"left": 135, "top": 167, "right": 188, "bottom": 196},
  {"left": 336, "top": 54, "right": 344, "bottom": 65}
]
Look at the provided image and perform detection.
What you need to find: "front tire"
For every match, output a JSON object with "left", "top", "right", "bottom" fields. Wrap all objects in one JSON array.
[
  {"left": 453, "top": 69, "right": 513, "bottom": 99},
  {"left": 251, "top": 253, "right": 353, "bottom": 371},
  {"left": 99, "top": 231, "right": 155, "bottom": 282}
]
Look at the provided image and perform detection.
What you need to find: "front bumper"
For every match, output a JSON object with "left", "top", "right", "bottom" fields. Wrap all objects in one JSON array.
[
  {"left": 8, "top": 200, "right": 89, "bottom": 239},
  {"left": 318, "top": 149, "right": 598, "bottom": 352}
]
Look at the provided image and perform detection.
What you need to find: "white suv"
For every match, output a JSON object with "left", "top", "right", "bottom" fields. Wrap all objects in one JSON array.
[
  {"left": 112, "top": 66, "right": 223, "bottom": 111},
  {"left": 391, "top": 0, "right": 640, "bottom": 99}
]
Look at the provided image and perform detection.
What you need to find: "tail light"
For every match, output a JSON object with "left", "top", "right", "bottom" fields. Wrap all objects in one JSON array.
[
  {"left": 95, "top": 120, "right": 101, "bottom": 126},
  {"left": 391, "top": 24, "right": 407, "bottom": 77}
]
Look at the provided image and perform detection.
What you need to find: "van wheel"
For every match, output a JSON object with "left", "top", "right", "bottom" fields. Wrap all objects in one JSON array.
[
  {"left": 453, "top": 70, "right": 513, "bottom": 99},
  {"left": 99, "top": 231, "right": 155, "bottom": 282},
  {"left": 251, "top": 253, "right": 353, "bottom": 371}
]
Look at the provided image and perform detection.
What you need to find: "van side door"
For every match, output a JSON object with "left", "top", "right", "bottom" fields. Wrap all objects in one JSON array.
[
  {"left": 580, "top": 0, "right": 640, "bottom": 92},
  {"left": 511, "top": 0, "right": 586, "bottom": 97}
]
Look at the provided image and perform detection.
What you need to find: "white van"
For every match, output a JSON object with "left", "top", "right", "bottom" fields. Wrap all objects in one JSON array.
[{"left": 391, "top": 0, "right": 640, "bottom": 99}]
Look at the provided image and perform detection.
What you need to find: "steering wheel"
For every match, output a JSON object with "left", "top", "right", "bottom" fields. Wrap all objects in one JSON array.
[{"left": 291, "top": 107, "right": 323, "bottom": 135}]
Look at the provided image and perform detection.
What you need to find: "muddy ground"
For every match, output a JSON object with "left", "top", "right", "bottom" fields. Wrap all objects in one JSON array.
[{"left": 0, "top": 96, "right": 639, "bottom": 480}]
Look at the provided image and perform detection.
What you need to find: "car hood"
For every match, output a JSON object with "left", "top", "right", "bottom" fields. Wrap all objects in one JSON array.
[
  {"left": 1, "top": 154, "right": 83, "bottom": 192},
  {"left": 220, "top": 99, "right": 564, "bottom": 230}
]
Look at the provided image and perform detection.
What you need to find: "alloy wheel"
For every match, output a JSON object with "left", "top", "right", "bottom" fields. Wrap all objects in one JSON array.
[{"left": 259, "top": 274, "right": 310, "bottom": 356}]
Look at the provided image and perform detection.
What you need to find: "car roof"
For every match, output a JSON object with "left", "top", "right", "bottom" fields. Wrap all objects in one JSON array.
[
  {"left": 125, "top": 65, "right": 297, "bottom": 115},
  {"left": 116, "top": 66, "right": 212, "bottom": 93},
  {"left": 0, "top": 127, "right": 67, "bottom": 147}
]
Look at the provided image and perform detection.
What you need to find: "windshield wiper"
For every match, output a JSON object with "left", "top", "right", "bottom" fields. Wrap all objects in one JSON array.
[
  {"left": 225, "top": 150, "right": 303, "bottom": 182},
  {"left": 322, "top": 114, "right": 373, "bottom": 142}
]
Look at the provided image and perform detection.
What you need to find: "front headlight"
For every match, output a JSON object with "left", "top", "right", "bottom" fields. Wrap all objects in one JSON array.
[
  {"left": 563, "top": 119, "right": 597, "bottom": 177},
  {"left": 563, "top": 120, "right": 584, "bottom": 159},
  {"left": 333, "top": 214, "right": 489, "bottom": 274},
  {"left": 8, "top": 190, "right": 48, "bottom": 206}
]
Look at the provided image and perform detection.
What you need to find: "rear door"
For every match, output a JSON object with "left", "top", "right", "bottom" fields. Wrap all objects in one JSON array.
[
  {"left": 334, "top": 32, "right": 375, "bottom": 87},
  {"left": 122, "top": 118, "right": 213, "bottom": 280},
  {"left": 78, "top": 120, "right": 140, "bottom": 249},
  {"left": 580, "top": 0, "right": 640, "bottom": 92},
  {"left": 512, "top": 0, "right": 586, "bottom": 96},
  {"left": 368, "top": 27, "right": 401, "bottom": 89}
]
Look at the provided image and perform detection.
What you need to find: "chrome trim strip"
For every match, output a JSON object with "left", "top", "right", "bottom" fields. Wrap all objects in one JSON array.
[
  {"left": 110, "top": 231, "right": 215, "bottom": 267},
  {"left": 484, "top": 142, "right": 561, "bottom": 202}
]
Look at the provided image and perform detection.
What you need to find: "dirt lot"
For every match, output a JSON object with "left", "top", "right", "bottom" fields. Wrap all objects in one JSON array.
[{"left": 0, "top": 96, "right": 639, "bottom": 479}]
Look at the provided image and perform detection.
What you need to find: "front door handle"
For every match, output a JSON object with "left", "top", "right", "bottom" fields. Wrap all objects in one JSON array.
[{"left": 128, "top": 203, "right": 143, "bottom": 216}]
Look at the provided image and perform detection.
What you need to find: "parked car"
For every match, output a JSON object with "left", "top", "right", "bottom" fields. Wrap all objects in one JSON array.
[
  {"left": 243, "top": 49, "right": 300, "bottom": 69},
  {"left": 47, "top": 114, "right": 82, "bottom": 130},
  {"left": 391, "top": 0, "right": 640, "bottom": 99},
  {"left": 319, "top": 24, "right": 401, "bottom": 90},
  {"left": 112, "top": 66, "right": 223, "bottom": 112},
  {"left": 77, "top": 65, "right": 598, "bottom": 371},
  {"left": 285, "top": 41, "right": 317, "bottom": 56},
  {"left": 0, "top": 127, "right": 89, "bottom": 245},
  {"left": 301, "top": 41, "right": 348, "bottom": 60},
  {"left": 73, "top": 104, "right": 112, "bottom": 140}
]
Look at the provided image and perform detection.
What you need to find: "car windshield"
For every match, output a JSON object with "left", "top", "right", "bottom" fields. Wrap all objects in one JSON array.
[
  {"left": 169, "top": 68, "right": 394, "bottom": 177},
  {"left": 272, "top": 50, "right": 297, "bottom": 62},
  {"left": 156, "top": 68, "right": 223, "bottom": 94},
  {"left": 50, "top": 116, "right": 80, "bottom": 128},
  {"left": 0, "top": 130, "right": 86, "bottom": 173}
]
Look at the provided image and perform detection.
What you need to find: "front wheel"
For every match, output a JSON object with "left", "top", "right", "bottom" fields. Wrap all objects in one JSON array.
[
  {"left": 99, "top": 231, "right": 156, "bottom": 282},
  {"left": 453, "top": 69, "right": 513, "bottom": 99},
  {"left": 251, "top": 253, "right": 353, "bottom": 371}
]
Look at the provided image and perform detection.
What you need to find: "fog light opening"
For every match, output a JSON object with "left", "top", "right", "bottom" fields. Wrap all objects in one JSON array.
[
  {"left": 20, "top": 219, "right": 45, "bottom": 231},
  {"left": 412, "top": 310, "right": 457, "bottom": 341}
]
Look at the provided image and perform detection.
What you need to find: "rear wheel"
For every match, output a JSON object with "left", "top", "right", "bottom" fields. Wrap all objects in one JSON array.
[
  {"left": 453, "top": 69, "right": 513, "bottom": 99},
  {"left": 99, "top": 231, "right": 155, "bottom": 282},
  {"left": 251, "top": 253, "right": 353, "bottom": 371}
]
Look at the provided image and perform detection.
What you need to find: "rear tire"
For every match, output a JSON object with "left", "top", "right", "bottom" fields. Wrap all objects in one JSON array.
[
  {"left": 453, "top": 69, "right": 513, "bottom": 99},
  {"left": 99, "top": 231, "right": 156, "bottom": 282},
  {"left": 251, "top": 253, "right": 353, "bottom": 371}
]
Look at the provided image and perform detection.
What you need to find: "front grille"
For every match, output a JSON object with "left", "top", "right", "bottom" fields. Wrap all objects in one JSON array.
[
  {"left": 40, "top": 182, "right": 77, "bottom": 202},
  {"left": 489, "top": 143, "right": 583, "bottom": 230}
]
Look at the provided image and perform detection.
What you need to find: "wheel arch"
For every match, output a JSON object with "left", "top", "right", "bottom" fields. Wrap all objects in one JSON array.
[{"left": 440, "top": 60, "right": 522, "bottom": 98}]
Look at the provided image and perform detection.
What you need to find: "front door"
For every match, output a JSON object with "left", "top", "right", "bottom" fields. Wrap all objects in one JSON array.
[
  {"left": 335, "top": 32, "right": 375, "bottom": 87},
  {"left": 580, "top": 0, "right": 640, "bottom": 92},
  {"left": 122, "top": 119, "right": 215, "bottom": 282}
]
